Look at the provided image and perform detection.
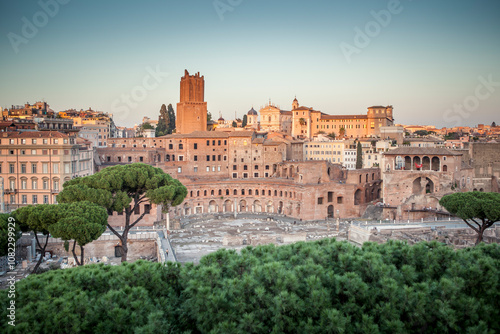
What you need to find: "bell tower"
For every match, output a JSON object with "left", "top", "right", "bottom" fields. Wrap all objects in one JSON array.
[{"left": 176, "top": 70, "right": 207, "bottom": 134}]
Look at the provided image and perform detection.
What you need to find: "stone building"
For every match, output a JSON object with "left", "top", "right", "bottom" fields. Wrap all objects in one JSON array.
[
  {"left": 467, "top": 142, "right": 500, "bottom": 192},
  {"left": 381, "top": 147, "right": 474, "bottom": 220},
  {"left": 173, "top": 162, "right": 381, "bottom": 221},
  {"left": 259, "top": 103, "right": 292, "bottom": 134},
  {"left": 176, "top": 70, "right": 207, "bottom": 134},
  {"left": 97, "top": 70, "right": 384, "bottom": 225}
]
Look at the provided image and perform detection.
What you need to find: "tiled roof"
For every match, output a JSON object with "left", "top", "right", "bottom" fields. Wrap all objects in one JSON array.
[
  {"left": 320, "top": 114, "right": 367, "bottom": 120},
  {"left": 1, "top": 131, "right": 68, "bottom": 138},
  {"left": 263, "top": 140, "right": 284, "bottom": 146},
  {"left": 183, "top": 131, "right": 230, "bottom": 138},
  {"left": 228, "top": 131, "right": 254, "bottom": 137},
  {"left": 383, "top": 147, "right": 462, "bottom": 156}
]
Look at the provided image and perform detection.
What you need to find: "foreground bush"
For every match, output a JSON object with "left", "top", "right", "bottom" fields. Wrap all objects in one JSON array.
[{"left": 1, "top": 239, "right": 499, "bottom": 333}]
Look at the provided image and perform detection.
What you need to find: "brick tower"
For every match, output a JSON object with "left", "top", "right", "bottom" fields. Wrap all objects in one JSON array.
[{"left": 176, "top": 70, "right": 207, "bottom": 134}]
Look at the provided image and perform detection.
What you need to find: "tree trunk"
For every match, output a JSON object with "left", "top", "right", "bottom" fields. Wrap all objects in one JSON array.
[
  {"left": 121, "top": 230, "right": 128, "bottom": 262},
  {"left": 72, "top": 240, "right": 81, "bottom": 266},
  {"left": 475, "top": 226, "right": 485, "bottom": 245},
  {"left": 80, "top": 245, "right": 84, "bottom": 266},
  {"left": 32, "top": 234, "right": 49, "bottom": 274}
]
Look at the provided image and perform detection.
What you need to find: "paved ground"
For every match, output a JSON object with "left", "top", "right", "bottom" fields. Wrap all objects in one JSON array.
[{"left": 169, "top": 217, "right": 350, "bottom": 264}]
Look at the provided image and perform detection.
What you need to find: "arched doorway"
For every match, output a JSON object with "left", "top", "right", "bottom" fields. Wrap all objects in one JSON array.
[
  {"left": 224, "top": 200, "right": 232, "bottom": 212},
  {"left": 327, "top": 205, "right": 334, "bottom": 218},
  {"left": 278, "top": 201, "right": 283, "bottom": 214},
  {"left": 253, "top": 200, "right": 262, "bottom": 213},
  {"left": 266, "top": 201, "right": 273, "bottom": 213},
  {"left": 413, "top": 177, "right": 422, "bottom": 194},
  {"left": 413, "top": 156, "right": 422, "bottom": 170},
  {"left": 239, "top": 200, "right": 247, "bottom": 212},
  {"left": 354, "top": 189, "right": 362, "bottom": 205},
  {"left": 404, "top": 156, "right": 412, "bottom": 170},
  {"left": 425, "top": 178, "right": 434, "bottom": 193},
  {"left": 208, "top": 200, "right": 217, "bottom": 213},
  {"left": 431, "top": 157, "right": 440, "bottom": 171},
  {"left": 183, "top": 203, "right": 191, "bottom": 216},
  {"left": 422, "top": 156, "right": 430, "bottom": 170}
]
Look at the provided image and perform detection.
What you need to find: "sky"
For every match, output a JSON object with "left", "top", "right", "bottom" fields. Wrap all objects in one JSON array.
[{"left": 0, "top": 0, "right": 499, "bottom": 128}]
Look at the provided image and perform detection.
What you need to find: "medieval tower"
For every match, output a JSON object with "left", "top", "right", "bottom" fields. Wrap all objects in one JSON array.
[{"left": 176, "top": 70, "right": 207, "bottom": 134}]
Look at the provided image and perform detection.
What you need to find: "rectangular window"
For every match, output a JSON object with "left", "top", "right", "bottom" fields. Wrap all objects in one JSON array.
[
  {"left": 53, "top": 163, "right": 59, "bottom": 173},
  {"left": 206, "top": 166, "right": 210, "bottom": 172},
  {"left": 10, "top": 195, "right": 15, "bottom": 204},
  {"left": 254, "top": 173, "right": 259, "bottom": 177},
  {"left": 232, "top": 173, "right": 237, "bottom": 178},
  {"left": 54, "top": 180, "right": 59, "bottom": 191},
  {"left": 337, "top": 197, "right": 343, "bottom": 204},
  {"left": 194, "top": 143, "right": 198, "bottom": 149},
  {"left": 194, "top": 155, "right": 198, "bottom": 161},
  {"left": 21, "top": 179, "right": 27, "bottom": 190},
  {"left": 144, "top": 204, "right": 151, "bottom": 214},
  {"left": 194, "top": 167, "right": 198, "bottom": 172},
  {"left": 64, "top": 163, "right": 70, "bottom": 173},
  {"left": 178, "top": 156, "right": 184, "bottom": 161},
  {"left": 43, "top": 195, "right": 49, "bottom": 204},
  {"left": 243, "top": 173, "right": 248, "bottom": 178},
  {"left": 206, "top": 155, "right": 210, "bottom": 161},
  {"left": 32, "top": 163, "right": 37, "bottom": 173},
  {"left": 22, "top": 195, "right": 27, "bottom": 204},
  {"left": 43, "top": 180, "right": 48, "bottom": 190},
  {"left": 178, "top": 167, "right": 182, "bottom": 173},
  {"left": 32, "top": 195, "right": 38, "bottom": 204},
  {"left": 21, "top": 164, "right": 27, "bottom": 174},
  {"left": 318, "top": 197, "right": 324, "bottom": 205},
  {"left": 31, "top": 149, "right": 37, "bottom": 155},
  {"left": 53, "top": 150, "right": 58, "bottom": 155},
  {"left": 32, "top": 180, "right": 37, "bottom": 189},
  {"left": 206, "top": 140, "right": 210, "bottom": 146},
  {"left": 10, "top": 164, "right": 15, "bottom": 173},
  {"left": 134, "top": 205, "right": 140, "bottom": 215}
]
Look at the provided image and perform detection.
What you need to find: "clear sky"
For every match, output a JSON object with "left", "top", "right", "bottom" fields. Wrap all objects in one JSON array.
[{"left": 1, "top": 0, "right": 499, "bottom": 128}]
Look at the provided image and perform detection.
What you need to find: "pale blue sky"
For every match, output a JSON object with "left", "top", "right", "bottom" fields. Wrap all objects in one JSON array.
[{"left": 1, "top": 0, "right": 499, "bottom": 128}]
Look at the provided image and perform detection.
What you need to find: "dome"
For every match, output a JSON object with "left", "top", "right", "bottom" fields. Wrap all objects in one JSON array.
[{"left": 247, "top": 108, "right": 258, "bottom": 116}]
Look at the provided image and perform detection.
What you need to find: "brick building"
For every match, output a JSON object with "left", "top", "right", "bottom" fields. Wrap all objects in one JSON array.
[
  {"left": 176, "top": 70, "right": 207, "bottom": 134},
  {"left": 381, "top": 147, "right": 474, "bottom": 220}
]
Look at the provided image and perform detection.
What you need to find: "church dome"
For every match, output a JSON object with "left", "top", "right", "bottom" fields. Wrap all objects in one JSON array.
[{"left": 247, "top": 108, "right": 258, "bottom": 116}]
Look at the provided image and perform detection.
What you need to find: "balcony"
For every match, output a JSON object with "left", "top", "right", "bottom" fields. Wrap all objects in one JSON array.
[{"left": 4, "top": 189, "right": 17, "bottom": 194}]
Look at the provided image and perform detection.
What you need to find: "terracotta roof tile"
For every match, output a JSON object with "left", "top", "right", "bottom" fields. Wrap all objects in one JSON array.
[{"left": 383, "top": 147, "right": 462, "bottom": 156}]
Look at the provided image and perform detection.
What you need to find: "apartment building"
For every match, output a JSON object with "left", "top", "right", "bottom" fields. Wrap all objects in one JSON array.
[{"left": 0, "top": 131, "right": 94, "bottom": 212}]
